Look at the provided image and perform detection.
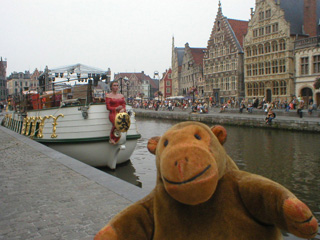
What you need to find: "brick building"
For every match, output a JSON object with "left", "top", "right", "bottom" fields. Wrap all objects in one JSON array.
[
  {"left": 159, "top": 68, "right": 172, "bottom": 98},
  {"left": 180, "top": 43, "right": 206, "bottom": 99},
  {"left": 203, "top": 2, "right": 248, "bottom": 104},
  {"left": 114, "top": 71, "right": 158, "bottom": 99}
]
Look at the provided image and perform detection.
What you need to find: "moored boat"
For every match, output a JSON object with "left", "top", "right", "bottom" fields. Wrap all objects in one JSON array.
[{"left": 1, "top": 64, "right": 141, "bottom": 169}]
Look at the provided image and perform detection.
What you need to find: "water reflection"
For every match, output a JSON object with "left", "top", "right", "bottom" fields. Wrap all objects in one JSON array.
[{"left": 103, "top": 117, "right": 320, "bottom": 240}]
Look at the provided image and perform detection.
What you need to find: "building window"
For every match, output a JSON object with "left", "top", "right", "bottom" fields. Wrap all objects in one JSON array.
[
  {"left": 259, "top": 28, "right": 264, "bottom": 36},
  {"left": 266, "top": 25, "right": 271, "bottom": 34},
  {"left": 259, "top": 63, "right": 264, "bottom": 75},
  {"left": 231, "top": 76, "right": 236, "bottom": 90},
  {"left": 220, "top": 78, "right": 224, "bottom": 90},
  {"left": 252, "top": 63, "right": 258, "bottom": 76},
  {"left": 279, "top": 59, "right": 286, "bottom": 73},
  {"left": 225, "top": 77, "right": 230, "bottom": 90},
  {"left": 253, "top": 82, "right": 258, "bottom": 95},
  {"left": 266, "top": 9, "right": 271, "bottom": 18},
  {"left": 253, "top": 29, "right": 258, "bottom": 37},
  {"left": 279, "top": 39, "right": 286, "bottom": 51},
  {"left": 247, "top": 64, "right": 252, "bottom": 76},
  {"left": 246, "top": 47, "right": 252, "bottom": 57},
  {"left": 265, "top": 42, "right": 271, "bottom": 53},
  {"left": 313, "top": 55, "right": 320, "bottom": 73},
  {"left": 272, "top": 23, "right": 278, "bottom": 32},
  {"left": 265, "top": 61, "right": 271, "bottom": 74},
  {"left": 272, "top": 81, "right": 279, "bottom": 95},
  {"left": 222, "top": 46, "right": 225, "bottom": 56},
  {"left": 258, "top": 44, "right": 264, "bottom": 54},
  {"left": 166, "top": 88, "right": 171, "bottom": 93},
  {"left": 166, "top": 81, "right": 171, "bottom": 86},
  {"left": 259, "top": 82, "right": 265, "bottom": 96},
  {"left": 252, "top": 45, "right": 258, "bottom": 56},
  {"left": 272, "top": 60, "right": 278, "bottom": 73},
  {"left": 247, "top": 83, "right": 253, "bottom": 96},
  {"left": 280, "top": 80, "right": 286, "bottom": 95},
  {"left": 301, "top": 57, "right": 309, "bottom": 75},
  {"left": 226, "top": 61, "right": 230, "bottom": 71},
  {"left": 259, "top": 11, "right": 265, "bottom": 20},
  {"left": 272, "top": 41, "right": 278, "bottom": 52}
]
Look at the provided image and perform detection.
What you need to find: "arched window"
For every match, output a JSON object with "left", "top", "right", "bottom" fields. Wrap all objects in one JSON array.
[
  {"left": 246, "top": 47, "right": 252, "bottom": 57},
  {"left": 258, "top": 44, "right": 264, "bottom": 54},
  {"left": 280, "top": 80, "right": 286, "bottom": 95},
  {"left": 265, "top": 42, "right": 271, "bottom": 53},
  {"left": 252, "top": 45, "right": 258, "bottom": 56},
  {"left": 279, "top": 39, "right": 286, "bottom": 51},
  {"left": 272, "top": 81, "right": 279, "bottom": 95},
  {"left": 272, "top": 41, "right": 278, "bottom": 52}
]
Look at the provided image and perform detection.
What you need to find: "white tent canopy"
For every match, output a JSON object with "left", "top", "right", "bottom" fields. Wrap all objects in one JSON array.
[{"left": 166, "top": 96, "right": 184, "bottom": 100}]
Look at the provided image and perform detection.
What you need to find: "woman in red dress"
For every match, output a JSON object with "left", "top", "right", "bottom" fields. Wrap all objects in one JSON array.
[{"left": 106, "top": 81, "right": 126, "bottom": 144}]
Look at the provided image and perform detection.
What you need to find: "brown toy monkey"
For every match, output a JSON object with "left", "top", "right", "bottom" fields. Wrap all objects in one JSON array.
[{"left": 95, "top": 121, "right": 318, "bottom": 240}]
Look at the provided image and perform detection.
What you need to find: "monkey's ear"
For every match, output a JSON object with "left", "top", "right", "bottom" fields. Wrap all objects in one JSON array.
[
  {"left": 147, "top": 136, "right": 160, "bottom": 155},
  {"left": 211, "top": 125, "right": 227, "bottom": 145}
]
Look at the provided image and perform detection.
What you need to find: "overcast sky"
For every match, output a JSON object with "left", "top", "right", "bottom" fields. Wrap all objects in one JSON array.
[{"left": 1, "top": 0, "right": 254, "bottom": 78}]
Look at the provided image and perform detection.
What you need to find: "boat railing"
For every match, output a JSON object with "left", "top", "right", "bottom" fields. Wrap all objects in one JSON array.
[{"left": 8, "top": 78, "right": 107, "bottom": 113}]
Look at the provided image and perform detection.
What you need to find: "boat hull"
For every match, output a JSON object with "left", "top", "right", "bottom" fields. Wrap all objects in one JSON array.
[
  {"left": 45, "top": 137, "right": 138, "bottom": 167},
  {"left": 2, "top": 104, "right": 141, "bottom": 169}
]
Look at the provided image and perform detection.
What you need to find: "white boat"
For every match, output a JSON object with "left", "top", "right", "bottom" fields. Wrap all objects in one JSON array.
[{"left": 1, "top": 64, "right": 141, "bottom": 169}]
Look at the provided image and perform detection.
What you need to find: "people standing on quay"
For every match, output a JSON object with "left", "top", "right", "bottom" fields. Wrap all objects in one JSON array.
[
  {"left": 105, "top": 81, "right": 126, "bottom": 144},
  {"left": 308, "top": 96, "right": 314, "bottom": 115},
  {"left": 297, "top": 98, "right": 304, "bottom": 118}
]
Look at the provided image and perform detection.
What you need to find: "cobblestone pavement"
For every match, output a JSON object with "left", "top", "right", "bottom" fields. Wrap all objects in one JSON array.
[{"left": 0, "top": 126, "right": 148, "bottom": 240}]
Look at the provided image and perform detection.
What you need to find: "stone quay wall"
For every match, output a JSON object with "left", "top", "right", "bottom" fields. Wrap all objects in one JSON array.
[{"left": 134, "top": 109, "right": 320, "bottom": 133}]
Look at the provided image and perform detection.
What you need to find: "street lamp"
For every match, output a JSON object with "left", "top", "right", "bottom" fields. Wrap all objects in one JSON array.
[{"left": 119, "top": 76, "right": 128, "bottom": 95}]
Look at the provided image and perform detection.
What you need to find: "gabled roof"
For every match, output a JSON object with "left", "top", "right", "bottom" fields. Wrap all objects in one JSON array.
[
  {"left": 115, "top": 72, "right": 153, "bottom": 82},
  {"left": 274, "top": 0, "right": 320, "bottom": 36},
  {"left": 227, "top": 19, "right": 249, "bottom": 48},
  {"left": 190, "top": 48, "right": 206, "bottom": 66},
  {"left": 149, "top": 78, "right": 159, "bottom": 89}
]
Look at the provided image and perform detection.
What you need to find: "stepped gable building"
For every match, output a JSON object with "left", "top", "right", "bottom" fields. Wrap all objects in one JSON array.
[
  {"left": 114, "top": 71, "right": 158, "bottom": 99},
  {"left": 0, "top": 57, "right": 7, "bottom": 102},
  {"left": 159, "top": 68, "right": 172, "bottom": 98},
  {"left": 203, "top": 1, "right": 248, "bottom": 104},
  {"left": 244, "top": 0, "right": 320, "bottom": 103},
  {"left": 180, "top": 43, "right": 206, "bottom": 98},
  {"left": 171, "top": 37, "right": 185, "bottom": 96}
]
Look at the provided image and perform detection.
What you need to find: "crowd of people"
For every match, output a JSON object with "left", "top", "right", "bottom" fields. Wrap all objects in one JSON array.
[{"left": 128, "top": 95, "right": 318, "bottom": 116}]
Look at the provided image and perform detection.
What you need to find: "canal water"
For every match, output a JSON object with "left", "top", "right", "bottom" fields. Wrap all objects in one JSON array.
[{"left": 100, "top": 117, "right": 320, "bottom": 240}]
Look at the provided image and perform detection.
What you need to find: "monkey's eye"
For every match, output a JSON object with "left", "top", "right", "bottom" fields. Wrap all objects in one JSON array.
[
  {"left": 194, "top": 134, "right": 201, "bottom": 140},
  {"left": 164, "top": 140, "right": 168, "bottom": 147}
]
